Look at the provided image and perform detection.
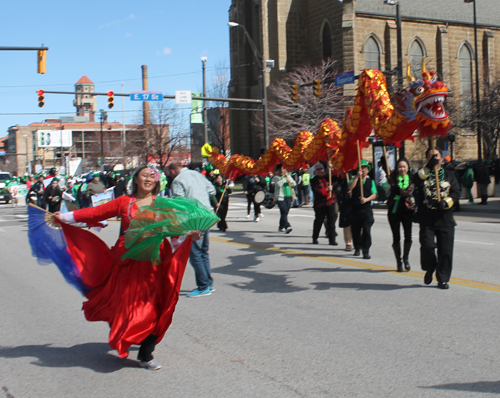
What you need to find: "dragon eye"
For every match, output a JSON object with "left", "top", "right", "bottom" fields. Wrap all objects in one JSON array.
[{"left": 414, "top": 87, "right": 424, "bottom": 95}]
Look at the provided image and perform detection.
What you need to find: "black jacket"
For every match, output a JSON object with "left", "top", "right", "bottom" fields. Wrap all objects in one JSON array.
[{"left": 412, "top": 168, "right": 460, "bottom": 227}]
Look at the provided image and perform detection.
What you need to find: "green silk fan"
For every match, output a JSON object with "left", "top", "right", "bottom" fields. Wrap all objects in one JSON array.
[{"left": 122, "top": 197, "right": 219, "bottom": 265}]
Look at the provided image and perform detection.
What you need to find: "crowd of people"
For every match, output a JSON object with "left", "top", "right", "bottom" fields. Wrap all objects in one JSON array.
[{"left": 17, "top": 150, "right": 498, "bottom": 371}]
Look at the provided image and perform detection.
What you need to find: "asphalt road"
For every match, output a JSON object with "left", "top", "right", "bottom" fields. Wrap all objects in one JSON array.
[{"left": 1, "top": 195, "right": 500, "bottom": 397}]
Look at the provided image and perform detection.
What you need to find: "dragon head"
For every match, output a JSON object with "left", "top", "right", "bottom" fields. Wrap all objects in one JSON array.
[{"left": 393, "top": 61, "right": 451, "bottom": 138}]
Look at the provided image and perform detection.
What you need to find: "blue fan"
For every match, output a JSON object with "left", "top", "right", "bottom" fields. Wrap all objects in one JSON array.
[{"left": 27, "top": 205, "right": 89, "bottom": 295}]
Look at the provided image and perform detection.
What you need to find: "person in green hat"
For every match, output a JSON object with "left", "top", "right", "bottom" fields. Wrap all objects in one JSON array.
[{"left": 348, "top": 160, "right": 377, "bottom": 259}]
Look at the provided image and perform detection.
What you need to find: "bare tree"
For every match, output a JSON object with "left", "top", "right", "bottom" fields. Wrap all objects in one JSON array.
[
  {"left": 133, "top": 102, "right": 190, "bottom": 170},
  {"left": 253, "top": 58, "right": 350, "bottom": 141},
  {"left": 207, "top": 61, "right": 230, "bottom": 155},
  {"left": 446, "top": 76, "right": 500, "bottom": 160}
]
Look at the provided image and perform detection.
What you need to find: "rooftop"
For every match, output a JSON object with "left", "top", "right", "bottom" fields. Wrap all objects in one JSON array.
[
  {"left": 75, "top": 75, "right": 94, "bottom": 85},
  {"left": 356, "top": 0, "right": 500, "bottom": 27}
]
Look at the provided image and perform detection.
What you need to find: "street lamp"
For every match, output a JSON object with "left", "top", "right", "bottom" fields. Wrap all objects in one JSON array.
[
  {"left": 228, "top": 21, "right": 270, "bottom": 148},
  {"left": 384, "top": 0, "right": 404, "bottom": 158},
  {"left": 464, "top": 0, "right": 482, "bottom": 161},
  {"left": 99, "top": 110, "right": 108, "bottom": 166},
  {"left": 201, "top": 56, "right": 208, "bottom": 144}
]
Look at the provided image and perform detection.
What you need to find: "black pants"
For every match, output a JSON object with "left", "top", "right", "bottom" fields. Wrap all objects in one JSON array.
[
  {"left": 388, "top": 211, "right": 413, "bottom": 246},
  {"left": 246, "top": 193, "right": 260, "bottom": 216},
  {"left": 313, "top": 205, "right": 337, "bottom": 243},
  {"left": 351, "top": 206, "right": 374, "bottom": 254},
  {"left": 138, "top": 334, "right": 157, "bottom": 362},
  {"left": 217, "top": 201, "right": 228, "bottom": 231},
  {"left": 277, "top": 197, "right": 292, "bottom": 229},
  {"left": 419, "top": 225, "right": 454, "bottom": 283}
]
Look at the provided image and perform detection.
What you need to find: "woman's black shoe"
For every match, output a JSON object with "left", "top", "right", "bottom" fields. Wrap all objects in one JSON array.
[
  {"left": 438, "top": 282, "right": 449, "bottom": 290},
  {"left": 353, "top": 249, "right": 361, "bottom": 256},
  {"left": 404, "top": 259, "right": 411, "bottom": 271},
  {"left": 424, "top": 270, "right": 433, "bottom": 285}
]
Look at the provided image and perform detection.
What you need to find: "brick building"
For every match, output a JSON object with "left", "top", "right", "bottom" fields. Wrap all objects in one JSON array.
[{"left": 228, "top": 0, "right": 500, "bottom": 162}]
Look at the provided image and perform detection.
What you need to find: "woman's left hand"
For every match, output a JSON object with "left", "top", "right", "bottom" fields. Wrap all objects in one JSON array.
[{"left": 191, "top": 231, "right": 202, "bottom": 241}]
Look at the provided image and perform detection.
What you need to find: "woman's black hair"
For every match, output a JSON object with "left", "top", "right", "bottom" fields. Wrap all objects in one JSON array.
[
  {"left": 131, "top": 165, "right": 161, "bottom": 196},
  {"left": 425, "top": 147, "right": 442, "bottom": 158},
  {"left": 396, "top": 157, "right": 411, "bottom": 170}
]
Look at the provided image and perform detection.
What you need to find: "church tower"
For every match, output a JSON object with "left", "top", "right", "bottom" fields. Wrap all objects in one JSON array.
[{"left": 74, "top": 75, "right": 97, "bottom": 122}]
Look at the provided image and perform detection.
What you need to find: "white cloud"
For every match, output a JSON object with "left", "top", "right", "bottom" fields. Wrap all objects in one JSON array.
[
  {"left": 99, "top": 14, "right": 135, "bottom": 29},
  {"left": 163, "top": 48, "right": 172, "bottom": 55}
]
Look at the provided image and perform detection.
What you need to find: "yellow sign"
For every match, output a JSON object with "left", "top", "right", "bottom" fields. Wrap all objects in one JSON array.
[{"left": 37, "top": 149, "right": 43, "bottom": 156}]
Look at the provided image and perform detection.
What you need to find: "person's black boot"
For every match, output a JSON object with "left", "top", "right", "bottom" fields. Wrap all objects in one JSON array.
[
  {"left": 403, "top": 241, "right": 412, "bottom": 271},
  {"left": 392, "top": 243, "right": 403, "bottom": 272}
]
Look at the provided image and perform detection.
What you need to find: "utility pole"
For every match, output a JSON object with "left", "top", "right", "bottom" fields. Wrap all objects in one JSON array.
[{"left": 202, "top": 57, "right": 208, "bottom": 144}]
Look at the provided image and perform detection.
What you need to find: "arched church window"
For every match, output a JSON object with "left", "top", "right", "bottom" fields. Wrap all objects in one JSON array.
[
  {"left": 409, "top": 40, "right": 424, "bottom": 78},
  {"left": 458, "top": 45, "right": 473, "bottom": 108},
  {"left": 364, "top": 37, "right": 380, "bottom": 70},
  {"left": 322, "top": 23, "right": 332, "bottom": 60}
]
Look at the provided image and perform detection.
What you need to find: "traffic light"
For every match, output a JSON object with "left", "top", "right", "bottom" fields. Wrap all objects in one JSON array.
[
  {"left": 37, "top": 89, "right": 45, "bottom": 107},
  {"left": 37, "top": 50, "right": 46, "bottom": 74},
  {"left": 107, "top": 91, "right": 114, "bottom": 109},
  {"left": 313, "top": 79, "right": 321, "bottom": 98},
  {"left": 291, "top": 84, "right": 299, "bottom": 103}
]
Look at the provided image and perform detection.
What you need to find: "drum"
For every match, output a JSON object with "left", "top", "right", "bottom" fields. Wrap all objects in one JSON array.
[
  {"left": 262, "top": 192, "right": 275, "bottom": 209},
  {"left": 254, "top": 190, "right": 266, "bottom": 204}
]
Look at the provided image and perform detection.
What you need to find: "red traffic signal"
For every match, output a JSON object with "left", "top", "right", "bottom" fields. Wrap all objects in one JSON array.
[
  {"left": 37, "top": 89, "right": 45, "bottom": 107},
  {"left": 107, "top": 91, "right": 114, "bottom": 109}
]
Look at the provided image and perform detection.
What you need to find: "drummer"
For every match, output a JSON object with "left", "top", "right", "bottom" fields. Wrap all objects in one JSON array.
[{"left": 243, "top": 173, "right": 267, "bottom": 222}]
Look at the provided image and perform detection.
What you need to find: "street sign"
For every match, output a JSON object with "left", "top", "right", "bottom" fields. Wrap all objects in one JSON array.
[
  {"left": 0, "top": 152, "right": 5, "bottom": 156},
  {"left": 37, "top": 149, "right": 43, "bottom": 156},
  {"left": 335, "top": 71, "right": 355, "bottom": 86},
  {"left": 175, "top": 90, "right": 192, "bottom": 104},
  {"left": 130, "top": 91, "right": 163, "bottom": 101}
]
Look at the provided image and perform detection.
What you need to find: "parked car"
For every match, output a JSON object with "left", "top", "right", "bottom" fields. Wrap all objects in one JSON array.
[{"left": 0, "top": 172, "right": 12, "bottom": 204}]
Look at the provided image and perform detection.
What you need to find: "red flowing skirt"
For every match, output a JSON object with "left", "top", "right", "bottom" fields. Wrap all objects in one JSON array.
[{"left": 61, "top": 222, "right": 191, "bottom": 358}]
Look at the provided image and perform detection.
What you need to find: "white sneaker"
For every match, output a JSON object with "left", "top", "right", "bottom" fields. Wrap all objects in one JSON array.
[
  {"left": 139, "top": 359, "right": 162, "bottom": 370},
  {"left": 254, "top": 217, "right": 260, "bottom": 222},
  {"left": 286, "top": 227, "right": 293, "bottom": 234},
  {"left": 259, "top": 213, "right": 264, "bottom": 218},
  {"left": 246, "top": 214, "right": 250, "bottom": 219}
]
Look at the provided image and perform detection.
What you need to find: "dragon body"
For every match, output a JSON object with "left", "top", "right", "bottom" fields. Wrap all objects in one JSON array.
[{"left": 208, "top": 67, "right": 451, "bottom": 176}]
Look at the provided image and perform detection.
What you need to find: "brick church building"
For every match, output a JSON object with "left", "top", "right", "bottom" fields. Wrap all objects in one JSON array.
[{"left": 228, "top": 0, "right": 500, "bottom": 161}]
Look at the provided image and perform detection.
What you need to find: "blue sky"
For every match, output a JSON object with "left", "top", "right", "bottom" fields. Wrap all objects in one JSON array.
[{"left": 0, "top": 0, "right": 231, "bottom": 137}]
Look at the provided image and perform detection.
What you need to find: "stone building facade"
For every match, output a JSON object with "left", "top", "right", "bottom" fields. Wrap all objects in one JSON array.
[{"left": 228, "top": 0, "right": 500, "bottom": 162}]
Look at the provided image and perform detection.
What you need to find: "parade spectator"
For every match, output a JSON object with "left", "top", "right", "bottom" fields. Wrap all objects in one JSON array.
[
  {"left": 413, "top": 148, "right": 460, "bottom": 289},
  {"left": 291, "top": 168, "right": 302, "bottom": 207},
  {"left": 462, "top": 163, "right": 474, "bottom": 205},
  {"left": 85, "top": 173, "right": 106, "bottom": 199},
  {"left": 168, "top": 161, "right": 217, "bottom": 297},
  {"left": 43, "top": 178, "right": 63, "bottom": 213},
  {"left": 311, "top": 163, "right": 337, "bottom": 245},
  {"left": 31, "top": 174, "right": 45, "bottom": 207},
  {"left": 26, "top": 175, "right": 35, "bottom": 190},
  {"left": 272, "top": 164, "right": 296, "bottom": 233},
  {"left": 387, "top": 159, "right": 415, "bottom": 272},
  {"left": 349, "top": 160, "right": 377, "bottom": 259},
  {"left": 477, "top": 161, "right": 490, "bottom": 205},
  {"left": 301, "top": 167, "right": 312, "bottom": 205},
  {"left": 376, "top": 160, "right": 388, "bottom": 203},
  {"left": 338, "top": 173, "right": 353, "bottom": 251},
  {"left": 112, "top": 172, "right": 127, "bottom": 198}
]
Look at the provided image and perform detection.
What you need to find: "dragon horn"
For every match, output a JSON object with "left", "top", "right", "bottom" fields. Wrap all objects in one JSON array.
[
  {"left": 406, "top": 62, "right": 415, "bottom": 82},
  {"left": 421, "top": 57, "right": 431, "bottom": 79}
]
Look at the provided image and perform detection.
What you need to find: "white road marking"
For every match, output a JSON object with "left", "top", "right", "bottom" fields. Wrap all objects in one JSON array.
[{"left": 455, "top": 239, "right": 494, "bottom": 246}]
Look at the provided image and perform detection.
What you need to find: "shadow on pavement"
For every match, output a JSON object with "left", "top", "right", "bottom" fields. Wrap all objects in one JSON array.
[
  {"left": 0, "top": 343, "right": 138, "bottom": 373},
  {"left": 214, "top": 230, "right": 407, "bottom": 294},
  {"left": 422, "top": 380, "right": 500, "bottom": 394}
]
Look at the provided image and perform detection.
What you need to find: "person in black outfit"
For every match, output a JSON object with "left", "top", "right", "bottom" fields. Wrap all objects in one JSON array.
[
  {"left": 243, "top": 174, "right": 266, "bottom": 222},
  {"left": 214, "top": 174, "right": 232, "bottom": 232},
  {"left": 112, "top": 173, "right": 127, "bottom": 198},
  {"left": 387, "top": 158, "right": 415, "bottom": 272},
  {"left": 348, "top": 160, "right": 377, "bottom": 259},
  {"left": 30, "top": 174, "right": 46, "bottom": 207},
  {"left": 43, "top": 178, "right": 63, "bottom": 213},
  {"left": 413, "top": 148, "right": 460, "bottom": 289},
  {"left": 310, "top": 163, "right": 337, "bottom": 245},
  {"left": 477, "top": 161, "right": 491, "bottom": 205}
]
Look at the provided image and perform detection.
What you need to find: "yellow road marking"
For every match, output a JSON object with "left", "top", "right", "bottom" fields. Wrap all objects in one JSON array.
[{"left": 210, "top": 236, "right": 500, "bottom": 293}]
